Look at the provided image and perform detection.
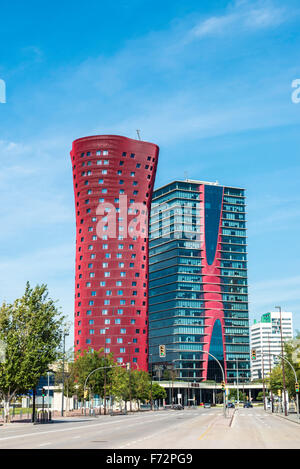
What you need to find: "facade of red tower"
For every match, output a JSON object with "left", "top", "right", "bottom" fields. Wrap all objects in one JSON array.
[{"left": 70, "top": 135, "right": 159, "bottom": 371}]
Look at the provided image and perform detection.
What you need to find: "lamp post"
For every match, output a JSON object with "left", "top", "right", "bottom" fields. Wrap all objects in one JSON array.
[
  {"left": 128, "top": 341, "right": 132, "bottom": 412},
  {"left": 267, "top": 333, "right": 274, "bottom": 412},
  {"left": 273, "top": 353, "right": 299, "bottom": 420},
  {"left": 262, "top": 349, "right": 266, "bottom": 410},
  {"left": 149, "top": 353, "right": 153, "bottom": 410},
  {"left": 103, "top": 327, "right": 110, "bottom": 415},
  {"left": 61, "top": 331, "right": 69, "bottom": 417},
  {"left": 187, "top": 371, "right": 190, "bottom": 407},
  {"left": 275, "top": 306, "right": 288, "bottom": 416},
  {"left": 236, "top": 359, "right": 239, "bottom": 408},
  {"left": 47, "top": 371, "right": 51, "bottom": 418},
  {"left": 166, "top": 347, "right": 226, "bottom": 417}
]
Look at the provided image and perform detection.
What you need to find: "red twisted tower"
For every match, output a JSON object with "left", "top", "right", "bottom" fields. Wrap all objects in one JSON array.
[{"left": 70, "top": 135, "right": 159, "bottom": 371}]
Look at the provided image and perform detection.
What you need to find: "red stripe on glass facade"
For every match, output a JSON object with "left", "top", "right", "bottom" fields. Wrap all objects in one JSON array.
[{"left": 199, "top": 184, "right": 227, "bottom": 381}]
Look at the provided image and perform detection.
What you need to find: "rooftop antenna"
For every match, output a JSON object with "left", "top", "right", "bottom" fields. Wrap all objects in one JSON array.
[
  {"left": 136, "top": 129, "right": 141, "bottom": 141},
  {"left": 184, "top": 171, "right": 188, "bottom": 181}
]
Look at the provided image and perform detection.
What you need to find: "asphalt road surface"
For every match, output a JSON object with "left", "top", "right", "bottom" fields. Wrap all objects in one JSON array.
[{"left": 0, "top": 407, "right": 299, "bottom": 449}]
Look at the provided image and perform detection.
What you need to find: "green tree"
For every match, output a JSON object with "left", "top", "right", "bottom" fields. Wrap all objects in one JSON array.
[
  {"left": 54, "top": 352, "right": 77, "bottom": 398},
  {"left": 269, "top": 335, "right": 300, "bottom": 399},
  {"left": 70, "top": 348, "right": 115, "bottom": 401},
  {"left": 151, "top": 382, "right": 167, "bottom": 401},
  {"left": 132, "top": 370, "right": 150, "bottom": 403},
  {"left": 228, "top": 389, "right": 246, "bottom": 402},
  {"left": 0, "top": 282, "right": 65, "bottom": 422},
  {"left": 256, "top": 391, "right": 264, "bottom": 401},
  {"left": 110, "top": 365, "right": 130, "bottom": 411}
]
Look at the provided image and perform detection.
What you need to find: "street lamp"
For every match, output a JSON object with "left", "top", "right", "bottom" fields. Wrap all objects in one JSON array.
[
  {"left": 261, "top": 349, "right": 266, "bottom": 410},
  {"left": 273, "top": 353, "right": 299, "bottom": 420},
  {"left": 61, "top": 331, "right": 69, "bottom": 417},
  {"left": 235, "top": 359, "right": 240, "bottom": 408},
  {"left": 128, "top": 341, "right": 132, "bottom": 412},
  {"left": 47, "top": 371, "right": 53, "bottom": 418},
  {"left": 275, "top": 306, "right": 288, "bottom": 416},
  {"left": 267, "top": 332, "right": 274, "bottom": 412},
  {"left": 103, "top": 326, "right": 109, "bottom": 415},
  {"left": 149, "top": 353, "right": 153, "bottom": 410}
]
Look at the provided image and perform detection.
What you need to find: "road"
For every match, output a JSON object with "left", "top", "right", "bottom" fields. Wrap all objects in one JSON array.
[{"left": 0, "top": 407, "right": 299, "bottom": 449}]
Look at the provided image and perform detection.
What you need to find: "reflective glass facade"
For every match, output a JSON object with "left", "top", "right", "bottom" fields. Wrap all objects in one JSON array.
[{"left": 149, "top": 180, "right": 250, "bottom": 383}]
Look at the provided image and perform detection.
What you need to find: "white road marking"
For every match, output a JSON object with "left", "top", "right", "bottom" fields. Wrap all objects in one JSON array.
[{"left": 0, "top": 413, "right": 184, "bottom": 443}]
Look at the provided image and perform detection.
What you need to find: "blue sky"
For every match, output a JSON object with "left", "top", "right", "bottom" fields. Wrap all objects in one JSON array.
[{"left": 1, "top": 0, "right": 300, "bottom": 348}]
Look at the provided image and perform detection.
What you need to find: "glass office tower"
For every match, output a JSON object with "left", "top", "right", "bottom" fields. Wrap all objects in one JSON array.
[{"left": 149, "top": 180, "right": 250, "bottom": 383}]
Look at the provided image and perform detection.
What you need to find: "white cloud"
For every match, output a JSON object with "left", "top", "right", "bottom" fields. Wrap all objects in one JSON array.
[
  {"left": 0, "top": 243, "right": 75, "bottom": 342},
  {"left": 249, "top": 276, "right": 300, "bottom": 322},
  {"left": 188, "top": 1, "right": 289, "bottom": 41},
  {"left": 191, "top": 14, "right": 237, "bottom": 38}
]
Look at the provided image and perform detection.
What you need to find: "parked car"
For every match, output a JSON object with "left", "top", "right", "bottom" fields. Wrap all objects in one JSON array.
[
  {"left": 171, "top": 404, "right": 184, "bottom": 410},
  {"left": 243, "top": 402, "right": 253, "bottom": 408},
  {"left": 226, "top": 402, "right": 235, "bottom": 408},
  {"left": 204, "top": 403, "right": 211, "bottom": 408},
  {"left": 140, "top": 404, "right": 151, "bottom": 410}
]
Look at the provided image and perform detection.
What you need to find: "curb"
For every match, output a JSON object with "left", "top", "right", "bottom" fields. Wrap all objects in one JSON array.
[
  {"left": 229, "top": 409, "right": 236, "bottom": 427},
  {"left": 269, "top": 412, "right": 300, "bottom": 426}
]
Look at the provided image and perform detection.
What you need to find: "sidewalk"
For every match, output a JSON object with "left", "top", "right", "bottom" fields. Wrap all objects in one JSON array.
[{"left": 266, "top": 410, "right": 300, "bottom": 425}]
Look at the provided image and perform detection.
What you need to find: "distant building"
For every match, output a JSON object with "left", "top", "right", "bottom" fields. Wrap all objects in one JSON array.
[{"left": 250, "top": 311, "right": 293, "bottom": 381}]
